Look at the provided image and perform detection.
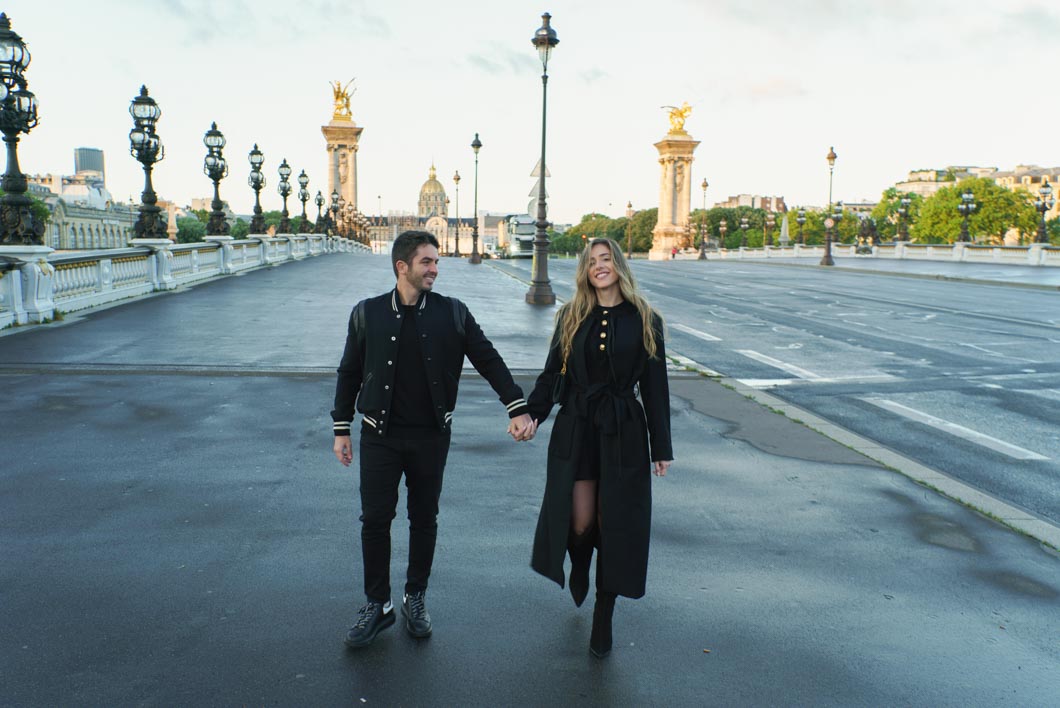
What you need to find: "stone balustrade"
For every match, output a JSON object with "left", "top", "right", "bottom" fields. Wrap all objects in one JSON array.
[
  {"left": 681, "top": 242, "right": 1058, "bottom": 266},
  {"left": 0, "top": 233, "right": 369, "bottom": 329}
]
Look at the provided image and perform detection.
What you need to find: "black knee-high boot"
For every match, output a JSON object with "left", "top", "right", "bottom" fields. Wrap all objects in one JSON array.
[
  {"left": 567, "top": 528, "right": 595, "bottom": 608},
  {"left": 589, "top": 555, "right": 615, "bottom": 658}
]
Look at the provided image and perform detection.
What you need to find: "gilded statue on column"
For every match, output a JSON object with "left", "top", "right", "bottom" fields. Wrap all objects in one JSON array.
[
  {"left": 662, "top": 102, "right": 692, "bottom": 135},
  {"left": 330, "top": 78, "right": 356, "bottom": 121}
]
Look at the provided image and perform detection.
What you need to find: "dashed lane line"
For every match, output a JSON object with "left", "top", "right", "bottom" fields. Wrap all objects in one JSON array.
[
  {"left": 735, "top": 349, "right": 822, "bottom": 380},
  {"left": 671, "top": 323, "right": 722, "bottom": 341}
]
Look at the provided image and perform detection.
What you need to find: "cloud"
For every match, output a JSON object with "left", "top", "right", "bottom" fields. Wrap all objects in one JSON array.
[
  {"left": 580, "top": 68, "right": 609, "bottom": 84},
  {"left": 466, "top": 45, "right": 538, "bottom": 76}
]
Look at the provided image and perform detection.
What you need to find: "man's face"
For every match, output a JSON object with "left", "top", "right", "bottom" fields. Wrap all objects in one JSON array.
[{"left": 400, "top": 244, "right": 440, "bottom": 292}]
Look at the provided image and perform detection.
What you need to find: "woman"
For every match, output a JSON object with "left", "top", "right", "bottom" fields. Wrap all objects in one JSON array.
[{"left": 525, "top": 237, "right": 673, "bottom": 658}]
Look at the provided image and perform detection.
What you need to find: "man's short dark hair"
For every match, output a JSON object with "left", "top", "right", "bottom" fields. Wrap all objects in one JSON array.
[{"left": 392, "top": 230, "right": 440, "bottom": 277}]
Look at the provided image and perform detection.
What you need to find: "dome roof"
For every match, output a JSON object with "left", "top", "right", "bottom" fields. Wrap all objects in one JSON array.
[{"left": 419, "top": 165, "right": 446, "bottom": 198}]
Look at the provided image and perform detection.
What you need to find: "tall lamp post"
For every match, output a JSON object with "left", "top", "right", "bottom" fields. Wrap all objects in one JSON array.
[
  {"left": 796, "top": 208, "right": 806, "bottom": 245},
  {"left": 765, "top": 211, "right": 776, "bottom": 246},
  {"left": 276, "top": 158, "right": 292, "bottom": 233},
  {"left": 329, "top": 189, "right": 339, "bottom": 235},
  {"left": 701, "top": 178, "right": 709, "bottom": 211},
  {"left": 739, "top": 217, "right": 749, "bottom": 248},
  {"left": 203, "top": 122, "right": 229, "bottom": 236},
  {"left": 444, "top": 197, "right": 450, "bottom": 254},
  {"left": 128, "top": 86, "right": 166, "bottom": 240},
  {"left": 0, "top": 13, "right": 42, "bottom": 245},
  {"left": 896, "top": 197, "right": 910, "bottom": 244},
  {"left": 314, "top": 190, "right": 325, "bottom": 233},
  {"left": 469, "top": 132, "right": 483, "bottom": 264},
  {"left": 452, "top": 170, "right": 461, "bottom": 257},
  {"left": 956, "top": 190, "right": 976, "bottom": 243},
  {"left": 821, "top": 202, "right": 843, "bottom": 266},
  {"left": 1035, "top": 181, "right": 1054, "bottom": 244},
  {"left": 297, "top": 170, "right": 311, "bottom": 233},
  {"left": 526, "top": 11, "right": 559, "bottom": 305},
  {"left": 248, "top": 144, "right": 265, "bottom": 233},
  {"left": 719, "top": 219, "right": 728, "bottom": 249},
  {"left": 821, "top": 146, "right": 838, "bottom": 265},
  {"left": 625, "top": 201, "right": 634, "bottom": 259}
]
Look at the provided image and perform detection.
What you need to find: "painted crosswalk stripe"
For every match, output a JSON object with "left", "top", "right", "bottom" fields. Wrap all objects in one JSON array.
[
  {"left": 671, "top": 323, "right": 722, "bottom": 341},
  {"left": 735, "top": 350, "right": 822, "bottom": 380},
  {"left": 861, "top": 398, "right": 1049, "bottom": 461}
]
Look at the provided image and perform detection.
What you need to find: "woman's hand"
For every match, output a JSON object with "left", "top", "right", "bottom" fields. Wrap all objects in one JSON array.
[{"left": 652, "top": 460, "right": 672, "bottom": 477}]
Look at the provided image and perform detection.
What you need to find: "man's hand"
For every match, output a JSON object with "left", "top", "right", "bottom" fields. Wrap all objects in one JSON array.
[
  {"left": 334, "top": 436, "right": 353, "bottom": 466},
  {"left": 507, "top": 414, "right": 537, "bottom": 442},
  {"left": 652, "top": 460, "right": 672, "bottom": 477}
]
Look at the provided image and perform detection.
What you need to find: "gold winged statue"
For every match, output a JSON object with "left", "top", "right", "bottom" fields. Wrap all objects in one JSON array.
[
  {"left": 662, "top": 102, "right": 692, "bottom": 134},
  {"left": 330, "top": 78, "right": 356, "bottom": 120}
]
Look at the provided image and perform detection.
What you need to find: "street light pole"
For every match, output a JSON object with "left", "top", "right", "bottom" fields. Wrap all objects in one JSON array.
[
  {"left": 453, "top": 170, "right": 461, "bottom": 257},
  {"left": 297, "top": 170, "right": 311, "bottom": 233},
  {"left": 701, "top": 178, "right": 708, "bottom": 211},
  {"left": 1035, "top": 181, "right": 1054, "bottom": 244},
  {"left": 248, "top": 144, "right": 265, "bottom": 233},
  {"left": 956, "top": 190, "right": 976, "bottom": 243},
  {"left": 277, "top": 159, "right": 292, "bottom": 234},
  {"left": 314, "top": 191, "right": 325, "bottom": 233},
  {"left": 796, "top": 208, "right": 806, "bottom": 245},
  {"left": 444, "top": 197, "right": 450, "bottom": 254},
  {"left": 765, "top": 211, "right": 775, "bottom": 247},
  {"left": 896, "top": 197, "right": 910, "bottom": 244},
  {"left": 526, "top": 11, "right": 559, "bottom": 305},
  {"left": 821, "top": 146, "right": 837, "bottom": 266},
  {"left": 719, "top": 219, "right": 728, "bottom": 249},
  {"left": 203, "top": 122, "right": 229, "bottom": 236},
  {"left": 128, "top": 86, "right": 166, "bottom": 240},
  {"left": 0, "top": 13, "right": 42, "bottom": 245},
  {"left": 625, "top": 201, "right": 634, "bottom": 259},
  {"left": 740, "top": 217, "right": 749, "bottom": 248},
  {"left": 470, "top": 133, "right": 482, "bottom": 264}
]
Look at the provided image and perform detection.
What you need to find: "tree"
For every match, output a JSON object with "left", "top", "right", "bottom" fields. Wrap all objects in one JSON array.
[
  {"left": 870, "top": 188, "right": 924, "bottom": 241},
  {"left": 230, "top": 219, "right": 249, "bottom": 239},
  {"left": 176, "top": 216, "right": 206, "bottom": 243},
  {"left": 191, "top": 208, "right": 209, "bottom": 224},
  {"left": 914, "top": 177, "right": 1038, "bottom": 243}
]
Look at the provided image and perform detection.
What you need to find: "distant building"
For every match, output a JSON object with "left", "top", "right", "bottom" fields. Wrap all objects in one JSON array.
[
  {"left": 188, "top": 197, "right": 237, "bottom": 225},
  {"left": 74, "top": 147, "right": 105, "bottom": 180},
  {"left": 714, "top": 194, "right": 787, "bottom": 212},
  {"left": 893, "top": 166, "right": 998, "bottom": 198},
  {"left": 990, "top": 165, "right": 1059, "bottom": 221}
]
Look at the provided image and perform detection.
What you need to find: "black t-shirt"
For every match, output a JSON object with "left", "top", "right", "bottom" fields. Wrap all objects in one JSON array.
[{"left": 390, "top": 304, "right": 437, "bottom": 434}]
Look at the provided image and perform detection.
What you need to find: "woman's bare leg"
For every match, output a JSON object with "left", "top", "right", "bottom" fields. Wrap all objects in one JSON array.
[{"left": 571, "top": 480, "right": 598, "bottom": 536}]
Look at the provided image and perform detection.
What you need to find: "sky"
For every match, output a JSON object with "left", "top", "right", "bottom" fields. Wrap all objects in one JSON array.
[{"left": 10, "top": 0, "right": 1060, "bottom": 224}]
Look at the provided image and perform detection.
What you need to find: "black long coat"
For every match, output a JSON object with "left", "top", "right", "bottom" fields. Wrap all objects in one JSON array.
[{"left": 526, "top": 302, "right": 672, "bottom": 599}]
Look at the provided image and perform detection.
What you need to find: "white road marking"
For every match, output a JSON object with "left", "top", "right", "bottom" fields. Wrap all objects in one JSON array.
[
  {"left": 737, "top": 379, "right": 795, "bottom": 389},
  {"left": 1017, "top": 388, "right": 1060, "bottom": 403},
  {"left": 861, "top": 398, "right": 1049, "bottom": 461},
  {"left": 671, "top": 323, "right": 722, "bottom": 341},
  {"left": 669, "top": 353, "right": 722, "bottom": 377},
  {"left": 735, "top": 350, "right": 822, "bottom": 380}
]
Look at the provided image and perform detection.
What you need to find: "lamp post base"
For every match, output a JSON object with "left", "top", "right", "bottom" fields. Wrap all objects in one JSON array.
[
  {"left": 525, "top": 282, "right": 555, "bottom": 305},
  {"left": 819, "top": 254, "right": 835, "bottom": 266}
]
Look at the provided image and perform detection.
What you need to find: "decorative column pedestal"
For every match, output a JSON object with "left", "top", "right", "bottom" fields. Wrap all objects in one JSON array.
[
  {"left": 0, "top": 245, "right": 55, "bottom": 324},
  {"left": 130, "top": 238, "right": 176, "bottom": 291},
  {"left": 649, "top": 114, "right": 699, "bottom": 260}
]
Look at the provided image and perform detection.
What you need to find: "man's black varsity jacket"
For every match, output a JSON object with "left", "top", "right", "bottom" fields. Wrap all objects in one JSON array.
[{"left": 331, "top": 288, "right": 528, "bottom": 438}]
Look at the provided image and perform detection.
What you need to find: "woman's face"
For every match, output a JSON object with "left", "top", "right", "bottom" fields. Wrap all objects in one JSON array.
[{"left": 587, "top": 243, "right": 618, "bottom": 291}]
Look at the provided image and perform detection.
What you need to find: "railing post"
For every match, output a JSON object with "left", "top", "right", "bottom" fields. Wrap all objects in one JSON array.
[
  {"left": 204, "top": 236, "right": 235, "bottom": 274},
  {"left": 0, "top": 245, "right": 56, "bottom": 323},
  {"left": 130, "top": 239, "right": 176, "bottom": 291}
]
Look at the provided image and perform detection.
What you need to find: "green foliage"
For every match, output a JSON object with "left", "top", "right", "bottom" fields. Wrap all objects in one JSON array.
[
  {"left": 870, "top": 188, "right": 924, "bottom": 241},
  {"left": 558, "top": 210, "right": 655, "bottom": 254},
  {"left": 230, "top": 219, "right": 250, "bottom": 239},
  {"left": 914, "top": 177, "right": 1038, "bottom": 243},
  {"left": 1047, "top": 217, "right": 1060, "bottom": 245},
  {"left": 176, "top": 216, "right": 206, "bottom": 243},
  {"left": 0, "top": 188, "right": 51, "bottom": 227},
  {"left": 191, "top": 209, "right": 210, "bottom": 224}
]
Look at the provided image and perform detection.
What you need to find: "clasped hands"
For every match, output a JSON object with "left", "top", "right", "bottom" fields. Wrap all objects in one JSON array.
[{"left": 507, "top": 413, "right": 537, "bottom": 442}]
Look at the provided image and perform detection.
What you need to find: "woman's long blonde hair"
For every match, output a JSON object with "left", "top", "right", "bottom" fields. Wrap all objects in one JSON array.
[{"left": 556, "top": 238, "right": 661, "bottom": 362}]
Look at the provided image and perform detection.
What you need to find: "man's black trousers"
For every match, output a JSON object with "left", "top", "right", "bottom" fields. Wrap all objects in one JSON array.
[{"left": 358, "top": 429, "right": 451, "bottom": 603}]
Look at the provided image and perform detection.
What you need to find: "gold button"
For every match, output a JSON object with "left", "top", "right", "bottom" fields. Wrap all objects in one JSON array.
[
  {"left": 600, "top": 332, "right": 607, "bottom": 339},
  {"left": 599, "top": 344, "right": 606, "bottom": 351},
  {"left": 603, "top": 310, "right": 609, "bottom": 315},
  {"left": 601, "top": 320, "right": 608, "bottom": 326}
]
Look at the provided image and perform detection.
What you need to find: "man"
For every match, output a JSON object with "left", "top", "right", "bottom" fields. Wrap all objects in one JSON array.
[{"left": 332, "top": 230, "right": 534, "bottom": 649}]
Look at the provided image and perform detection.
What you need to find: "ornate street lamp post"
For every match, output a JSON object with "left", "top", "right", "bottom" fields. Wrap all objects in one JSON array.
[
  {"left": 956, "top": 190, "right": 976, "bottom": 243},
  {"left": 526, "top": 11, "right": 559, "bottom": 305},
  {"left": 202, "top": 122, "right": 229, "bottom": 236},
  {"left": 739, "top": 217, "right": 749, "bottom": 248},
  {"left": 1035, "top": 181, "right": 1054, "bottom": 244},
  {"left": 625, "top": 201, "right": 634, "bottom": 259},
  {"left": 719, "top": 219, "right": 728, "bottom": 248},
  {"left": 276, "top": 158, "right": 292, "bottom": 233},
  {"left": 469, "top": 133, "right": 483, "bottom": 264},
  {"left": 895, "top": 197, "right": 910, "bottom": 244},
  {"left": 444, "top": 196, "right": 450, "bottom": 254},
  {"left": 796, "top": 208, "right": 806, "bottom": 245},
  {"left": 821, "top": 202, "right": 843, "bottom": 266},
  {"left": 452, "top": 170, "right": 461, "bottom": 257},
  {"left": 337, "top": 195, "right": 347, "bottom": 237},
  {"left": 821, "top": 146, "right": 838, "bottom": 266},
  {"left": 128, "top": 86, "right": 166, "bottom": 240},
  {"left": 297, "top": 170, "right": 311, "bottom": 233},
  {"left": 314, "top": 190, "right": 325, "bottom": 233},
  {"left": 701, "top": 178, "right": 709, "bottom": 211},
  {"left": 0, "top": 13, "right": 42, "bottom": 245},
  {"left": 247, "top": 144, "right": 266, "bottom": 233},
  {"left": 765, "top": 211, "right": 776, "bottom": 247},
  {"left": 329, "top": 189, "right": 339, "bottom": 234}
]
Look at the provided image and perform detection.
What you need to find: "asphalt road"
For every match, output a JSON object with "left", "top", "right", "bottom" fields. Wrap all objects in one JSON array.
[
  {"left": 2, "top": 254, "right": 1059, "bottom": 705},
  {"left": 493, "top": 258, "right": 1060, "bottom": 526}
]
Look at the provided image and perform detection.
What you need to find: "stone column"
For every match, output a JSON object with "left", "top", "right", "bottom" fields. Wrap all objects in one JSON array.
[
  {"left": 0, "top": 245, "right": 56, "bottom": 323},
  {"left": 321, "top": 120, "right": 364, "bottom": 213},
  {"left": 649, "top": 131, "right": 699, "bottom": 260}
]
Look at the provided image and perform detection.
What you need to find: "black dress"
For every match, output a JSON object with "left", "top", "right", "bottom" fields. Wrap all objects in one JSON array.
[{"left": 576, "top": 302, "right": 625, "bottom": 481}]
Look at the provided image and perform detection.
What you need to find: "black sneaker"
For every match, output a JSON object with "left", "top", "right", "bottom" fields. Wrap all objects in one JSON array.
[
  {"left": 402, "top": 591, "right": 432, "bottom": 638},
  {"left": 344, "top": 600, "right": 395, "bottom": 649}
]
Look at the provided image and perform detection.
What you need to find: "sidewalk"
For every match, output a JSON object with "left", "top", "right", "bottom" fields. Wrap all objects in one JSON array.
[{"left": 1, "top": 254, "right": 1058, "bottom": 705}]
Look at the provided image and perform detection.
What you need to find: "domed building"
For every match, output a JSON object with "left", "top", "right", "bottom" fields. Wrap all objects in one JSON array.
[{"left": 418, "top": 165, "right": 448, "bottom": 219}]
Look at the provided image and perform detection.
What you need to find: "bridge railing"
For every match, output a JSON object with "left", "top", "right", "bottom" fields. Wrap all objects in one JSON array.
[
  {"left": 692, "top": 242, "right": 1057, "bottom": 266},
  {"left": 0, "top": 233, "right": 370, "bottom": 329}
]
